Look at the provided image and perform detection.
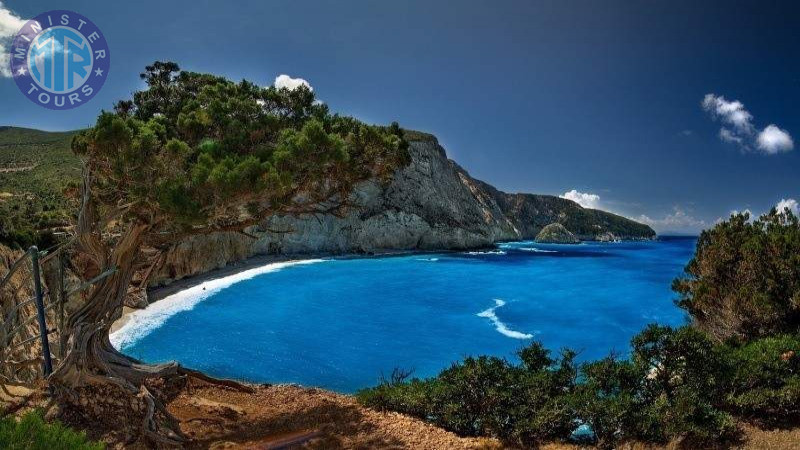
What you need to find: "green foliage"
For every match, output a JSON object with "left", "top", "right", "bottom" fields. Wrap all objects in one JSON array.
[
  {"left": 560, "top": 204, "right": 656, "bottom": 239},
  {"left": 0, "top": 127, "right": 80, "bottom": 249},
  {"left": 361, "top": 327, "right": 756, "bottom": 448},
  {"left": 722, "top": 334, "right": 800, "bottom": 425},
  {"left": 74, "top": 61, "right": 410, "bottom": 228},
  {"left": 0, "top": 410, "right": 104, "bottom": 450},
  {"left": 574, "top": 356, "right": 644, "bottom": 448},
  {"left": 630, "top": 325, "right": 736, "bottom": 445},
  {"left": 571, "top": 326, "right": 737, "bottom": 448},
  {"left": 673, "top": 210, "right": 800, "bottom": 341},
  {"left": 358, "top": 343, "right": 577, "bottom": 447}
]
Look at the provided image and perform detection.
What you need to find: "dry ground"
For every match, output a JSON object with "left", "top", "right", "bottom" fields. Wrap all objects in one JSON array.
[{"left": 169, "top": 379, "right": 498, "bottom": 449}]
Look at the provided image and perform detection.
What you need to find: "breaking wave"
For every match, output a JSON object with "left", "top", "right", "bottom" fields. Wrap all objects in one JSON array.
[{"left": 477, "top": 299, "right": 534, "bottom": 339}]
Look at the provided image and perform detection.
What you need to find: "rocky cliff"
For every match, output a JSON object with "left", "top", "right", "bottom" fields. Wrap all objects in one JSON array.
[{"left": 152, "top": 133, "right": 655, "bottom": 287}]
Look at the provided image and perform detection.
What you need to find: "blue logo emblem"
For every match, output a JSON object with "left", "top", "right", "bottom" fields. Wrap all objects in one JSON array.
[{"left": 9, "top": 10, "right": 110, "bottom": 110}]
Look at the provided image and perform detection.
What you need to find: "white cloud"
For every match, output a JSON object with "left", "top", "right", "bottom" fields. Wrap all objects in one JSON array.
[
  {"left": 718, "top": 128, "right": 743, "bottom": 145},
  {"left": 775, "top": 198, "right": 798, "bottom": 216},
  {"left": 757, "top": 125, "right": 794, "bottom": 154},
  {"left": 274, "top": 74, "right": 312, "bottom": 91},
  {"left": 701, "top": 93, "right": 793, "bottom": 155},
  {"left": 560, "top": 189, "right": 600, "bottom": 209},
  {"left": 638, "top": 207, "right": 707, "bottom": 234},
  {"left": 0, "top": 2, "right": 27, "bottom": 78},
  {"left": 702, "top": 94, "right": 754, "bottom": 134}
]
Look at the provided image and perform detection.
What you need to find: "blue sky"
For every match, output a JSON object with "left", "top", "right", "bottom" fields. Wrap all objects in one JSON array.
[{"left": 1, "top": 0, "right": 798, "bottom": 234}]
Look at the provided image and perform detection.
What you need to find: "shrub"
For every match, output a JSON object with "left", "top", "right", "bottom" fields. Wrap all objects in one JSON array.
[
  {"left": 631, "top": 325, "right": 737, "bottom": 445},
  {"left": 573, "top": 326, "right": 738, "bottom": 448},
  {"left": 0, "top": 410, "right": 104, "bottom": 450},
  {"left": 722, "top": 334, "right": 800, "bottom": 425},
  {"left": 673, "top": 210, "right": 800, "bottom": 341},
  {"left": 573, "top": 356, "right": 645, "bottom": 449},
  {"left": 358, "top": 329, "right": 800, "bottom": 447},
  {"left": 355, "top": 368, "right": 434, "bottom": 418},
  {"left": 357, "top": 342, "right": 577, "bottom": 447}
]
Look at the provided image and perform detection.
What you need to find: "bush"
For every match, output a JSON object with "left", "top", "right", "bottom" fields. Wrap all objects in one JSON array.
[
  {"left": 722, "top": 334, "right": 800, "bottom": 425},
  {"left": 0, "top": 410, "right": 104, "bottom": 450},
  {"left": 573, "top": 356, "right": 645, "bottom": 448},
  {"left": 358, "top": 327, "right": 751, "bottom": 448},
  {"left": 673, "top": 210, "right": 800, "bottom": 341},
  {"left": 355, "top": 368, "right": 434, "bottom": 419},
  {"left": 573, "top": 326, "right": 737, "bottom": 448},
  {"left": 357, "top": 343, "right": 577, "bottom": 447},
  {"left": 630, "top": 325, "right": 737, "bottom": 445}
]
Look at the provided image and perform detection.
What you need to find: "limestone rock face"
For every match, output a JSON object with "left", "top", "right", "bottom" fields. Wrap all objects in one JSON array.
[
  {"left": 154, "top": 231, "right": 255, "bottom": 286},
  {"left": 534, "top": 223, "right": 579, "bottom": 244},
  {"left": 151, "top": 135, "right": 654, "bottom": 288}
]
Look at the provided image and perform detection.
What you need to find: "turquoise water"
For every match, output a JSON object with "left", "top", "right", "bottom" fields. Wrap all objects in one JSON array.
[{"left": 114, "top": 237, "right": 695, "bottom": 393}]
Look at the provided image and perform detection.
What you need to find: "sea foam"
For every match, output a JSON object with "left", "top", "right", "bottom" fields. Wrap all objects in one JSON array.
[
  {"left": 477, "top": 299, "right": 534, "bottom": 339},
  {"left": 110, "top": 259, "right": 325, "bottom": 350}
]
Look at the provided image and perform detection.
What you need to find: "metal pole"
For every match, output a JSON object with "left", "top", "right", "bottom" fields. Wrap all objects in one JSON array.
[
  {"left": 58, "top": 251, "right": 66, "bottom": 359},
  {"left": 29, "top": 246, "right": 53, "bottom": 377}
]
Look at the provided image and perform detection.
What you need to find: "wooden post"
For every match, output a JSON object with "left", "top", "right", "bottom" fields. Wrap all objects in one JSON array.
[{"left": 29, "top": 246, "right": 53, "bottom": 377}]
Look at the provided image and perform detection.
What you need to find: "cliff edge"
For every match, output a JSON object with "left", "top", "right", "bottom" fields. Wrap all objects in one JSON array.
[{"left": 153, "top": 132, "right": 654, "bottom": 286}]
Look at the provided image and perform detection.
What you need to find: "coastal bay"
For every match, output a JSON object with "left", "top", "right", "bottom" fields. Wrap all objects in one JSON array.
[{"left": 113, "top": 238, "right": 694, "bottom": 393}]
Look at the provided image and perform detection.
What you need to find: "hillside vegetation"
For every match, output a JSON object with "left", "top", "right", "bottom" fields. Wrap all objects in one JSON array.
[{"left": 0, "top": 127, "right": 80, "bottom": 249}]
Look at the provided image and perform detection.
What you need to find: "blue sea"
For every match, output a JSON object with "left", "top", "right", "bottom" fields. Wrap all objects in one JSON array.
[{"left": 112, "top": 237, "right": 695, "bottom": 393}]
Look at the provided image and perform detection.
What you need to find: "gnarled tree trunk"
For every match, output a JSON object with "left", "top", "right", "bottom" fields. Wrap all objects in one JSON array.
[{"left": 49, "top": 176, "right": 188, "bottom": 447}]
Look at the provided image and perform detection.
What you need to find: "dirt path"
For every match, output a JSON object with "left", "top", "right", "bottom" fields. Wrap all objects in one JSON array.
[
  {"left": 169, "top": 380, "right": 501, "bottom": 449},
  {"left": 0, "top": 164, "right": 36, "bottom": 173}
]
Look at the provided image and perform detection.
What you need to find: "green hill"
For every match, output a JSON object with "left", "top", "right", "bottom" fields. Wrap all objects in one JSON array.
[{"left": 0, "top": 127, "right": 81, "bottom": 248}]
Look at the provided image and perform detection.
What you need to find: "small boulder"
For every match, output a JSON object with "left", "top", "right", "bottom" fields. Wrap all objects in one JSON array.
[
  {"left": 124, "top": 288, "right": 149, "bottom": 309},
  {"left": 535, "top": 223, "right": 579, "bottom": 244},
  {"left": 596, "top": 231, "right": 617, "bottom": 242}
]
